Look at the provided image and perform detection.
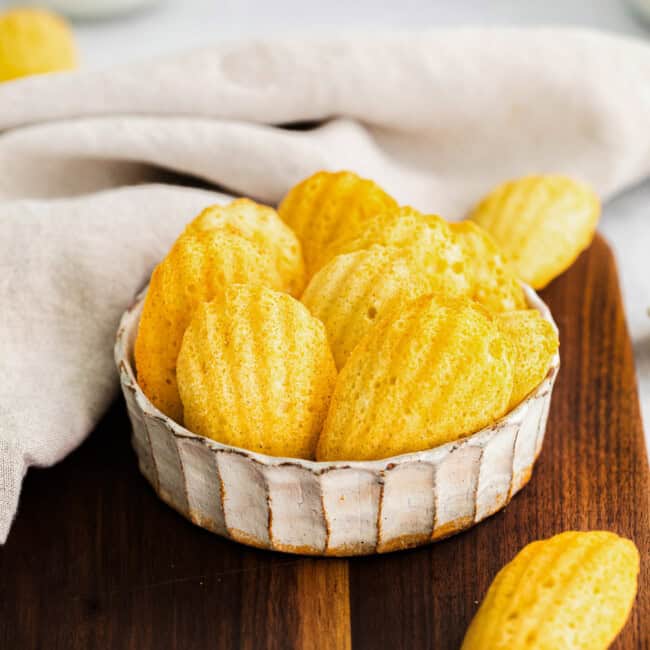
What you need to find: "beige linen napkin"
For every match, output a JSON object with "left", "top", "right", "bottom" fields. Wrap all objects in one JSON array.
[{"left": 1, "top": 28, "right": 649, "bottom": 543}]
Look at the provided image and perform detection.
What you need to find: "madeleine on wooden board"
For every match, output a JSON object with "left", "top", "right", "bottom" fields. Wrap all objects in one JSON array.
[
  {"left": 470, "top": 175, "right": 600, "bottom": 289},
  {"left": 461, "top": 531, "right": 639, "bottom": 650}
]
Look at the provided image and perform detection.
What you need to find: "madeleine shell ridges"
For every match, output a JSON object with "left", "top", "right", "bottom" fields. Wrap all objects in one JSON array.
[
  {"left": 461, "top": 531, "right": 640, "bottom": 650},
  {"left": 301, "top": 245, "right": 436, "bottom": 370},
  {"left": 177, "top": 284, "right": 337, "bottom": 460},
  {"left": 470, "top": 174, "right": 600, "bottom": 289},
  {"left": 451, "top": 220, "right": 527, "bottom": 312},
  {"left": 184, "top": 198, "right": 306, "bottom": 296},
  {"left": 497, "top": 309, "right": 559, "bottom": 409},
  {"left": 320, "top": 206, "right": 471, "bottom": 297},
  {"left": 134, "top": 229, "right": 283, "bottom": 423},
  {"left": 317, "top": 293, "right": 515, "bottom": 461},
  {"left": 277, "top": 170, "right": 398, "bottom": 275}
]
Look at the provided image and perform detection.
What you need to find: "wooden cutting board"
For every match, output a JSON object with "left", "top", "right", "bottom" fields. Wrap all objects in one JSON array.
[{"left": 1, "top": 234, "right": 648, "bottom": 649}]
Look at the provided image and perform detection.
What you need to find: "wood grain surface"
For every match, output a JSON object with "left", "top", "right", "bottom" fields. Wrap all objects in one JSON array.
[{"left": 1, "top": 234, "right": 648, "bottom": 649}]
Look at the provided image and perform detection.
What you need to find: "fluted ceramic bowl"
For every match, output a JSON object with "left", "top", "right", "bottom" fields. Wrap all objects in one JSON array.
[{"left": 115, "top": 285, "right": 559, "bottom": 556}]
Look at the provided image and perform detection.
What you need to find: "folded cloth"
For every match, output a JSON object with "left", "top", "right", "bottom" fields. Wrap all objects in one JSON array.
[{"left": 1, "top": 28, "right": 649, "bottom": 543}]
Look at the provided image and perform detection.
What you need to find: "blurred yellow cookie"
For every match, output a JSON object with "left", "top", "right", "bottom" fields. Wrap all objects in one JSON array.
[
  {"left": 461, "top": 531, "right": 640, "bottom": 650},
  {"left": 451, "top": 220, "right": 527, "bottom": 312},
  {"left": 317, "top": 294, "right": 515, "bottom": 461},
  {"left": 322, "top": 206, "right": 471, "bottom": 297},
  {"left": 184, "top": 198, "right": 306, "bottom": 296},
  {"left": 470, "top": 175, "right": 600, "bottom": 289},
  {"left": 0, "top": 8, "right": 76, "bottom": 82},
  {"left": 177, "top": 284, "right": 337, "bottom": 459},
  {"left": 278, "top": 170, "right": 397, "bottom": 274},
  {"left": 134, "top": 229, "right": 283, "bottom": 422},
  {"left": 497, "top": 309, "right": 559, "bottom": 409},
  {"left": 302, "top": 246, "right": 434, "bottom": 369}
]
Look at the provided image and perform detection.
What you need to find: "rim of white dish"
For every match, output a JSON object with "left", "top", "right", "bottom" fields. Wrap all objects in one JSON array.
[{"left": 114, "top": 284, "right": 560, "bottom": 472}]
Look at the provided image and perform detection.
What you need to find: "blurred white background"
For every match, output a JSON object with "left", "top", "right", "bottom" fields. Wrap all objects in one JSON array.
[
  {"left": 51, "top": 1, "right": 650, "bottom": 68},
  {"left": 0, "top": 1, "right": 647, "bottom": 67}
]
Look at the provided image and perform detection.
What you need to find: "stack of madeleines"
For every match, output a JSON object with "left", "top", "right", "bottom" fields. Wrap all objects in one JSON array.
[{"left": 135, "top": 170, "right": 600, "bottom": 461}]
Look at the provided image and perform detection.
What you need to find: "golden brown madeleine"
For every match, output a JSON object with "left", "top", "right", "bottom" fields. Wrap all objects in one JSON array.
[
  {"left": 497, "top": 309, "right": 559, "bottom": 409},
  {"left": 470, "top": 175, "right": 600, "bottom": 289},
  {"left": 302, "top": 246, "right": 434, "bottom": 370},
  {"left": 184, "top": 198, "right": 306, "bottom": 296},
  {"left": 317, "top": 294, "right": 515, "bottom": 461},
  {"left": 461, "top": 531, "right": 640, "bottom": 650},
  {"left": 277, "top": 170, "right": 397, "bottom": 274},
  {"left": 451, "top": 220, "right": 527, "bottom": 312},
  {"left": 134, "top": 229, "right": 283, "bottom": 422},
  {"left": 321, "top": 206, "right": 471, "bottom": 296},
  {"left": 177, "top": 284, "right": 337, "bottom": 459}
]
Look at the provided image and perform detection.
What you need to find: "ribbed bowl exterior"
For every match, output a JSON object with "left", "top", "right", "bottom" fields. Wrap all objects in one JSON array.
[{"left": 115, "top": 286, "right": 559, "bottom": 556}]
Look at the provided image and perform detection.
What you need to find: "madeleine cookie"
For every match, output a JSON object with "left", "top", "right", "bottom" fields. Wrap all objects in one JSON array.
[
  {"left": 470, "top": 175, "right": 600, "bottom": 289},
  {"left": 278, "top": 170, "right": 397, "bottom": 274},
  {"left": 302, "top": 246, "right": 434, "bottom": 369},
  {"left": 322, "top": 206, "right": 471, "bottom": 297},
  {"left": 177, "top": 284, "right": 337, "bottom": 459},
  {"left": 461, "top": 531, "right": 639, "bottom": 650},
  {"left": 317, "top": 294, "right": 515, "bottom": 461},
  {"left": 451, "top": 220, "right": 527, "bottom": 312},
  {"left": 134, "top": 229, "right": 283, "bottom": 422},
  {"left": 185, "top": 198, "right": 306, "bottom": 296},
  {"left": 497, "top": 309, "right": 559, "bottom": 409},
  {"left": 0, "top": 8, "right": 76, "bottom": 82}
]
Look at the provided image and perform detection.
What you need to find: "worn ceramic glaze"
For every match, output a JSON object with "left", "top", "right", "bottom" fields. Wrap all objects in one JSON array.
[{"left": 115, "top": 285, "right": 559, "bottom": 556}]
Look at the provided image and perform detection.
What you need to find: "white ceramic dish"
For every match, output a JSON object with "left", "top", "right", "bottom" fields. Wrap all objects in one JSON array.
[{"left": 115, "top": 285, "right": 559, "bottom": 556}]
